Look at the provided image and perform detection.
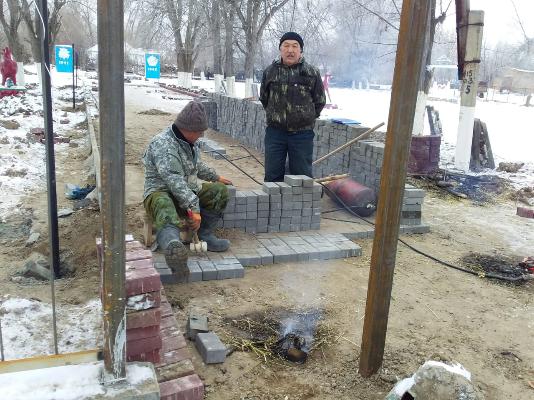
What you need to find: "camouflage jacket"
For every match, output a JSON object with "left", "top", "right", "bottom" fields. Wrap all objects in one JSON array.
[
  {"left": 260, "top": 57, "right": 326, "bottom": 132},
  {"left": 142, "top": 126, "right": 219, "bottom": 212}
]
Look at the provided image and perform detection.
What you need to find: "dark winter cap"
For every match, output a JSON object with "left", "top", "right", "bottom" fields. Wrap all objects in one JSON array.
[
  {"left": 174, "top": 101, "right": 208, "bottom": 132},
  {"left": 279, "top": 32, "right": 304, "bottom": 50}
]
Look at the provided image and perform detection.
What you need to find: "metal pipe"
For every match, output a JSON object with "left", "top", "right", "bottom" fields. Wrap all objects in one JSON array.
[
  {"left": 359, "top": 0, "right": 431, "bottom": 377},
  {"left": 38, "top": 0, "right": 60, "bottom": 356},
  {"left": 97, "top": 0, "right": 126, "bottom": 381},
  {"left": 0, "top": 319, "right": 5, "bottom": 361}
]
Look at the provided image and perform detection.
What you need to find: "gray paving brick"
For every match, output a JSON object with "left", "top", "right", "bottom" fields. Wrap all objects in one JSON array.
[
  {"left": 186, "top": 314, "right": 209, "bottom": 340},
  {"left": 268, "top": 225, "right": 280, "bottom": 233},
  {"left": 252, "top": 189, "right": 270, "bottom": 202},
  {"left": 196, "top": 332, "right": 226, "bottom": 364},
  {"left": 226, "top": 185, "right": 237, "bottom": 197},
  {"left": 270, "top": 194, "right": 282, "bottom": 203},
  {"left": 187, "top": 261, "right": 203, "bottom": 282},
  {"left": 277, "top": 182, "right": 293, "bottom": 194},
  {"left": 284, "top": 175, "right": 302, "bottom": 186},
  {"left": 216, "top": 262, "right": 245, "bottom": 278},
  {"left": 198, "top": 260, "right": 218, "bottom": 280},
  {"left": 262, "top": 182, "right": 280, "bottom": 194},
  {"left": 292, "top": 186, "right": 303, "bottom": 195},
  {"left": 235, "top": 192, "right": 246, "bottom": 204},
  {"left": 258, "top": 202, "right": 270, "bottom": 211}
]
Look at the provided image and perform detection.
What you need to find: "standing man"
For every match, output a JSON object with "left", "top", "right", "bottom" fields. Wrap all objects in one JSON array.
[
  {"left": 260, "top": 31, "right": 326, "bottom": 182},
  {"left": 143, "top": 101, "right": 232, "bottom": 282}
]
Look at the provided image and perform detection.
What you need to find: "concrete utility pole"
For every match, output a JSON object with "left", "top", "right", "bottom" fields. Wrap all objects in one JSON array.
[
  {"left": 454, "top": 10, "right": 484, "bottom": 171},
  {"left": 359, "top": 0, "right": 431, "bottom": 377},
  {"left": 97, "top": 0, "right": 127, "bottom": 381}
]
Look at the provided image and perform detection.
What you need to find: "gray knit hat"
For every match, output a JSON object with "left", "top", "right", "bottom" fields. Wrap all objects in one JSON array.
[{"left": 174, "top": 101, "right": 208, "bottom": 132}]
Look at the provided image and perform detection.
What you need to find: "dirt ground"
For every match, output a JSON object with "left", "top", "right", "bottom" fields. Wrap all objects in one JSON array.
[{"left": 1, "top": 85, "right": 533, "bottom": 399}]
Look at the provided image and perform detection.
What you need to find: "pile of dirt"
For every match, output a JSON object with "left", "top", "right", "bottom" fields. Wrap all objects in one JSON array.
[{"left": 137, "top": 109, "right": 171, "bottom": 116}]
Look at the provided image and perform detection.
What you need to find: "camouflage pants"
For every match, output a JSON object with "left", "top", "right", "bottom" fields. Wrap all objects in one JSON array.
[{"left": 144, "top": 182, "right": 229, "bottom": 231}]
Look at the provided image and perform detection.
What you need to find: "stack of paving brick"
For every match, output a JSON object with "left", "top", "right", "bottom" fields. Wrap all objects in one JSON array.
[
  {"left": 263, "top": 175, "right": 322, "bottom": 232},
  {"left": 408, "top": 135, "right": 441, "bottom": 174},
  {"left": 222, "top": 175, "right": 321, "bottom": 234},
  {"left": 156, "top": 294, "right": 204, "bottom": 400},
  {"left": 97, "top": 236, "right": 204, "bottom": 399},
  {"left": 124, "top": 240, "right": 163, "bottom": 364},
  {"left": 401, "top": 185, "right": 425, "bottom": 226},
  {"left": 348, "top": 140, "right": 384, "bottom": 193}
]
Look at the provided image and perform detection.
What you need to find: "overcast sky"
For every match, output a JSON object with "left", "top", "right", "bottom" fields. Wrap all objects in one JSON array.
[{"left": 443, "top": 0, "right": 534, "bottom": 45}]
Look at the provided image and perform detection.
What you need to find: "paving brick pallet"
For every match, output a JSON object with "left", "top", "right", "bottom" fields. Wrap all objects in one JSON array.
[{"left": 97, "top": 236, "right": 205, "bottom": 400}]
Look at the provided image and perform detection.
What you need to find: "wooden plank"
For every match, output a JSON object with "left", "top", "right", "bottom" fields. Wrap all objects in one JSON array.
[
  {"left": 359, "top": 0, "right": 432, "bottom": 378},
  {"left": 0, "top": 350, "right": 102, "bottom": 374},
  {"left": 481, "top": 121, "right": 495, "bottom": 169}
]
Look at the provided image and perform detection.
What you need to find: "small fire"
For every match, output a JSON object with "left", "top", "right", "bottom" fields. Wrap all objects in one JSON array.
[{"left": 275, "top": 310, "right": 321, "bottom": 363}]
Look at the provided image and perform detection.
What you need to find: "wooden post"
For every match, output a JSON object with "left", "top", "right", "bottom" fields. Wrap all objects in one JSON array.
[
  {"left": 98, "top": 0, "right": 126, "bottom": 381},
  {"left": 454, "top": 10, "right": 484, "bottom": 171},
  {"left": 359, "top": 0, "right": 431, "bottom": 378}
]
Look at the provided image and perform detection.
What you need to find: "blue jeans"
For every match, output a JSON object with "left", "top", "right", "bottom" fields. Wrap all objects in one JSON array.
[{"left": 264, "top": 126, "right": 314, "bottom": 182}]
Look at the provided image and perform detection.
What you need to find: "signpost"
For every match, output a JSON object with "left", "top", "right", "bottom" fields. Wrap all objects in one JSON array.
[
  {"left": 144, "top": 53, "right": 160, "bottom": 79},
  {"left": 55, "top": 45, "right": 74, "bottom": 73}
]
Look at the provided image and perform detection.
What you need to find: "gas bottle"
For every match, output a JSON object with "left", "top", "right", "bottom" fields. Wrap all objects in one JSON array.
[{"left": 324, "top": 178, "right": 376, "bottom": 217}]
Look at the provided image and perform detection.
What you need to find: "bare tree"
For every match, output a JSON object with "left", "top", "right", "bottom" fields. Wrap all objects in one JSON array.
[
  {"left": 20, "top": 0, "right": 68, "bottom": 62},
  {"left": 204, "top": 0, "right": 223, "bottom": 75},
  {"left": 165, "top": 0, "right": 204, "bottom": 72},
  {"left": 221, "top": 0, "right": 234, "bottom": 76},
  {"left": 227, "top": 0, "right": 290, "bottom": 79},
  {"left": 0, "top": 0, "right": 26, "bottom": 60}
]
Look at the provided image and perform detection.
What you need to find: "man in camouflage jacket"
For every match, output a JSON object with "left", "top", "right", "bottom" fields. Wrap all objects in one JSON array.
[
  {"left": 260, "top": 31, "right": 326, "bottom": 182},
  {"left": 143, "top": 101, "right": 232, "bottom": 281}
]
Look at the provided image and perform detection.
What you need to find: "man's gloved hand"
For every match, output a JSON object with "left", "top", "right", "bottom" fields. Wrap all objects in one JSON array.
[
  {"left": 218, "top": 176, "right": 233, "bottom": 185},
  {"left": 187, "top": 210, "right": 202, "bottom": 231}
]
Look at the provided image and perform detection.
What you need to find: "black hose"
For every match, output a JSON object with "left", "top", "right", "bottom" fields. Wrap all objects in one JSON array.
[
  {"left": 209, "top": 150, "right": 262, "bottom": 185},
  {"left": 318, "top": 182, "right": 528, "bottom": 283}
]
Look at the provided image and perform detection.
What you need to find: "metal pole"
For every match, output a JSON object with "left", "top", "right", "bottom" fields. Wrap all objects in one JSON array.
[
  {"left": 72, "top": 43, "right": 75, "bottom": 110},
  {"left": 75, "top": 51, "right": 78, "bottom": 88},
  {"left": 38, "top": 0, "right": 60, "bottom": 356},
  {"left": 0, "top": 319, "right": 5, "bottom": 361},
  {"left": 454, "top": 10, "right": 484, "bottom": 171},
  {"left": 359, "top": 0, "right": 431, "bottom": 377},
  {"left": 97, "top": 0, "right": 126, "bottom": 381}
]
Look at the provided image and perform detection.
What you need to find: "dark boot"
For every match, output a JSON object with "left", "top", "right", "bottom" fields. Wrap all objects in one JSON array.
[
  {"left": 156, "top": 224, "right": 188, "bottom": 282},
  {"left": 198, "top": 210, "right": 230, "bottom": 252}
]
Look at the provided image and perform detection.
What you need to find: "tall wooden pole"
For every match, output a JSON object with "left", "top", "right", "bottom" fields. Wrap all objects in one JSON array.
[
  {"left": 359, "top": 0, "right": 431, "bottom": 377},
  {"left": 454, "top": 10, "right": 484, "bottom": 171},
  {"left": 98, "top": 0, "right": 126, "bottom": 381}
]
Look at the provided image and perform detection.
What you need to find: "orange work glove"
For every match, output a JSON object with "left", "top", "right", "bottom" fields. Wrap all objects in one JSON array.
[
  {"left": 218, "top": 176, "right": 233, "bottom": 185},
  {"left": 187, "top": 210, "right": 202, "bottom": 231}
]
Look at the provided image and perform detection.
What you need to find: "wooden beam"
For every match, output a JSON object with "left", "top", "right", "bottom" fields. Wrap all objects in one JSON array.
[
  {"left": 0, "top": 350, "right": 102, "bottom": 374},
  {"left": 359, "top": 0, "right": 432, "bottom": 378}
]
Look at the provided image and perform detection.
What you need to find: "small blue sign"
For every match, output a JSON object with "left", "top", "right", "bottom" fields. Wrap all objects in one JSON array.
[
  {"left": 145, "top": 53, "right": 160, "bottom": 79},
  {"left": 55, "top": 45, "right": 73, "bottom": 73}
]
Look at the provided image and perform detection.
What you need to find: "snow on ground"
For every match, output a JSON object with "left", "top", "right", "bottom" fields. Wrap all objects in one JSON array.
[
  {"left": 0, "top": 64, "right": 88, "bottom": 221},
  {"left": 0, "top": 297, "right": 101, "bottom": 360},
  {"left": 0, "top": 362, "right": 154, "bottom": 400}
]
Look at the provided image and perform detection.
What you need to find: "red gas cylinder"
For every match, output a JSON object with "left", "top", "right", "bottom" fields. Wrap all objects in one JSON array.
[{"left": 324, "top": 178, "right": 376, "bottom": 217}]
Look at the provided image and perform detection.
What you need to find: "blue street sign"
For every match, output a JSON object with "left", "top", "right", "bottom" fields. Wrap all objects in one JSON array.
[
  {"left": 55, "top": 45, "right": 73, "bottom": 73},
  {"left": 145, "top": 53, "right": 160, "bottom": 79}
]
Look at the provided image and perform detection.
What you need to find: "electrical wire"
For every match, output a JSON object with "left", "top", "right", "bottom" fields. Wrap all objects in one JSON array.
[{"left": 210, "top": 146, "right": 529, "bottom": 283}]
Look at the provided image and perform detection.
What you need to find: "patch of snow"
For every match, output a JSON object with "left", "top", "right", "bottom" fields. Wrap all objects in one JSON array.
[
  {"left": 0, "top": 362, "right": 154, "bottom": 400},
  {"left": 0, "top": 297, "right": 102, "bottom": 360},
  {"left": 0, "top": 64, "right": 90, "bottom": 220}
]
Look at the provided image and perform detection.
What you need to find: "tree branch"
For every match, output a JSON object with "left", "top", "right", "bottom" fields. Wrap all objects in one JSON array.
[{"left": 353, "top": 0, "right": 399, "bottom": 32}]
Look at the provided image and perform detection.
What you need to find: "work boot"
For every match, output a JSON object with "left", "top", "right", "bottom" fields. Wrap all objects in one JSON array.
[
  {"left": 156, "top": 224, "right": 188, "bottom": 282},
  {"left": 198, "top": 210, "right": 230, "bottom": 252}
]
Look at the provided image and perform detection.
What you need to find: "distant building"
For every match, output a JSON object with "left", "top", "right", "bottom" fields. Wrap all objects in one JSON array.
[{"left": 494, "top": 67, "right": 534, "bottom": 93}]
